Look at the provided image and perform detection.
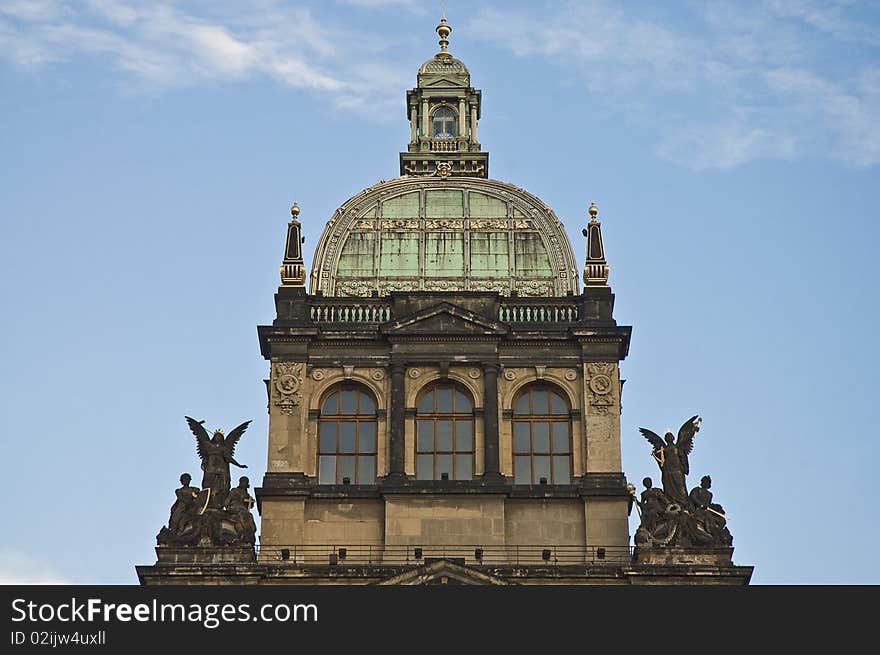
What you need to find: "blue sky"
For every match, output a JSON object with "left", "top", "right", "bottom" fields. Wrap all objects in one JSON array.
[{"left": 1, "top": 0, "right": 877, "bottom": 584}]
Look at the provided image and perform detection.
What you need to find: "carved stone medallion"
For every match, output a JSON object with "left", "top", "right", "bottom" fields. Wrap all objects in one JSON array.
[
  {"left": 586, "top": 363, "right": 616, "bottom": 415},
  {"left": 273, "top": 362, "right": 304, "bottom": 415}
]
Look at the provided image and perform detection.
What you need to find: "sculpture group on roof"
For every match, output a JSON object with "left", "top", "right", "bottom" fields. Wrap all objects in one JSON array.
[
  {"left": 156, "top": 417, "right": 257, "bottom": 547},
  {"left": 631, "top": 416, "right": 733, "bottom": 549}
]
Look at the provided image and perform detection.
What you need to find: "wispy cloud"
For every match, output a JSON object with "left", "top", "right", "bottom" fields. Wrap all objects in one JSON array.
[
  {"left": 336, "top": 0, "right": 427, "bottom": 14},
  {"left": 0, "top": 549, "right": 71, "bottom": 584},
  {"left": 468, "top": 1, "right": 880, "bottom": 169},
  {"left": 0, "top": 0, "right": 409, "bottom": 113}
]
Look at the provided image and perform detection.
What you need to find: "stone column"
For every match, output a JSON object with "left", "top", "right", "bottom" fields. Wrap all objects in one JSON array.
[
  {"left": 387, "top": 362, "right": 407, "bottom": 481},
  {"left": 470, "top": 105, "right": 478, "bottom": 144},
  {"left": 482, "top": 362, "right": 503, "bottom": 482},
  {"left": 458, "top": 98, "right": 466, "bottom": 138},
  {"left": 410, "top": 106, "right": 417, "bottom": 143},
  {"left": 421, "top": 100, "right": 429, "bottom": 140}
]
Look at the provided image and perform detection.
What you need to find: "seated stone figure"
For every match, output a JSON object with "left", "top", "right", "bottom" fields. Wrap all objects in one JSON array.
[
  {"left": 157, "top": 473, "right": 201, "bottom": 545},
  {"left": 225, "top": 476, "right": 257, "bottom": 545}
]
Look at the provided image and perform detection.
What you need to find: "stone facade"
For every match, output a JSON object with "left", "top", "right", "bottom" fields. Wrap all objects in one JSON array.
[{"left": 137, "top": 16, "right": 753, "bottom": 586}]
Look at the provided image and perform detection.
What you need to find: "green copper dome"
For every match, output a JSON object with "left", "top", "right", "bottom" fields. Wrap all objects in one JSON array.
[{"left": 309, "top": 177, "right": 578, "bottom": 297}]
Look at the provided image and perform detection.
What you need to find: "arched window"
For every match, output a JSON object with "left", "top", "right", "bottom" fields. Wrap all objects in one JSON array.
[
  {"left": 512, "top": 385, "right": 571, "bottom": 484},
  {"left": 318, "top": 385, "right": 377, "bottom": 484},
  {"left": 416, "top": 382, "right": 474, "bottom": 480},
  {"left": 432, "top": 106, "right": 456, "bottom": 138}
]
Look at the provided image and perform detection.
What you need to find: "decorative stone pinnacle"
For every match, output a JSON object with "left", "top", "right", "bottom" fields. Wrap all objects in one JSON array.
[
  {"left": 583, "top": 200, "right": 609, "bottom": 286},
  {"left": 281, "top": 201, "right": 306, "bottom": 287}
]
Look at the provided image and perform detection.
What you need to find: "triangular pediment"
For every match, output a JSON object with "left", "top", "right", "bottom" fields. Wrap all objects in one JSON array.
[
  {"left": 381, "top": 302, "right": 508, "bottom": 337},
  {"left": 376, "top": 558, "right": 511, "bottom": 586},
  {"left": 422, "top": 77, "right": 467, "bottom": 87}
]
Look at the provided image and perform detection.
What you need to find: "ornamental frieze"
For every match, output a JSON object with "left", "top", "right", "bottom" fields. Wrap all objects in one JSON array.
[{"left": 380, "top": 219, "right": 419, "bottom": 230}]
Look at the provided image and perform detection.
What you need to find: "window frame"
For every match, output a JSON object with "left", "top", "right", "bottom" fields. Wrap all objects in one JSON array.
[
  {"left": 317, "top": 384, "right": 378, "bottom": 485},
  {"left": 415, "top": 381, "right": 475, "bottom": 481},
  {"left": 511, "top": 384, "right": 572, "bottom": 485},
  {"left": 431, "top": 105, "right": 458, "bottom": 139}
]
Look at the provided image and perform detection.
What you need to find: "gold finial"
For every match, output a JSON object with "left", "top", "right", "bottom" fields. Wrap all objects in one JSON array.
[
  {"left": 290, "top": 202, "right": 300, "bottom": 219},
  {"left": 588, "top": 201, "right": 599, "bottom": 220},
  {"left": 436, "top": 15, "right": 452, "bottom": 56}
]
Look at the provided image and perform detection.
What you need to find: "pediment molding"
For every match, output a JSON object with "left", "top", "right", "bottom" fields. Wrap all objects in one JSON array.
[
  {"left": 376, "top": 558, "right": 510, "bottom": 586},
  {"left": 381, "top": 302, "right": 508, "bottom": 337}
]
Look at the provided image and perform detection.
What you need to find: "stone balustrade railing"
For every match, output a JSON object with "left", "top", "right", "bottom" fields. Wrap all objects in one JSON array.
[{"left": 499, "top": 303, "right": 579, "bottom": 323}]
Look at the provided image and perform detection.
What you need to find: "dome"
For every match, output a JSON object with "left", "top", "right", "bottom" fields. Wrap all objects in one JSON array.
[
  {"left": 418, "top": 55, "right": 470, "bottom": 77},
  {"left": 309, "top": 177, "right": 579, "bottom": 297}
]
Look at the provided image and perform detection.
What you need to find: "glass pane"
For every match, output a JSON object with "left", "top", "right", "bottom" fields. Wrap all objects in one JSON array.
[
  {"left": 425, "top": 233, "right": 464, "bottom": 275},
  {"left": 379, "top": 232, "right": 419, "bottom": 275},
  {"left": 359, "top": 393, "right": 376, "bottom": 415},
  {"left": 514, "top": 456, "right": 532, "bottom": 484},
  {"left": 338, "top": 233, "right": 375, "bottom": 276},
  {"left": 417, "top": 390, "right": 434, "bottom": 414},
  {"left": 436, "top": 420, "right": 453, "bottom": 451},
  {"left": 339, "top": 422, "right": 356, "bottom": 453},
  {"left": 381, "top": 191, "right": 418, "bottom": 218},
  {"left": 553, "top": 456, "right": 571, "bottom": 484},
  {"left": 358, "top": 456, "right": 376, "bottom": 484},
  {"left": 455, "top": 454, "right": 472, "bottom": 480},
  {"left": 425, "top": 189, "right": 464, "bottom": 218},
  {"left": 514, "top": 232, "right": 553, "bottom": 276},
  {"left": 550, "top": 391, "right": 568, "bottom": 414},
  {"left": 340, "top": 390, "right": 357, "bottom": 414},
  {"left": 533, "top": 422, "right": 550, "bottom": 453},
  {"left": 339, "top": 456, "right": 356, "bottom": 483},
  {"left": 454, "top": 389, "right": 472, "bottom": 412},
  {"left": 359, "top": 422, "right": 377, "bottom": 453},
  {"left": 534, "top": 456, "right": 551, "bottom": 483},
  {"left": 532, "top": 390, "right": 549, "bottom": 414},
  {"left": 319, "top": 456, "right": 336, "bottom": 484},
  {"left": 417, "top": 420, "right": 434, "bottom": 452},
  {"left": 319, "top": 423, "right": 337, "bottom": 453},
  {"left": 513, "top": 423, "right": 530, "bottom": 453},
  {"left": 455, "top": 421, "right": 473, "bottom": 451},
  {"left": 552, "top": 422, "right": 569, "bottom": 453},
  {"left": 437, "top": 455, "right": 453, "bottom": 479},
  {"left": 470, "top": 232, "right": 509, "bottom": 276},
  {"left": 436, "top": 387, "right": 453, "bottom": 413},
  {"left": 322, "top": 392, "right": 338, "bottom": 415},
  {"left": 514, "top": 393, "right": 530, "bottom": 415},
  {"left": 417, "top": 454, "right": 434, "bottom": 480}
]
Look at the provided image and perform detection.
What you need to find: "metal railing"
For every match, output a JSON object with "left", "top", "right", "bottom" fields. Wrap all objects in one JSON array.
[{"left": 256, "top": 544, "right": 631, "bottom": 566}]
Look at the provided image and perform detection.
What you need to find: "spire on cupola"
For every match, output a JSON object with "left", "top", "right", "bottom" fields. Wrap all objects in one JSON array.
[
  {"left": 280, "top": 202, "right": 306, "bottom": 288},
  {"left": 582, "top": 202, "right": 610, "bottom": 286},
  {"left": 436, "top": 14, "right": 452, "bottom": 58},
  {"left": 400, "top": 13, "right": 488, "bottom": 178}
]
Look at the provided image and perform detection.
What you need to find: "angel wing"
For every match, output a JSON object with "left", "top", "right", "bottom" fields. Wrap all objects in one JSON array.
[
  {"left": 222, "top": 420, "right": 252, "bottom": 458},
  {"left": 185, "top": 416, "right": 212, "bottom": 462},
  {"left": 638, "top": 427, "right": 665, "bottom": 451},
  {"left": 675, "top": 415, "right": 701, "bottom": 475}
]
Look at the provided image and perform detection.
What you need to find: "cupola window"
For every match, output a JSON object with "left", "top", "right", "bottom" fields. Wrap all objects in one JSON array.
[{"left": 432, "top": 106, "right": 456, "bottom": 138}]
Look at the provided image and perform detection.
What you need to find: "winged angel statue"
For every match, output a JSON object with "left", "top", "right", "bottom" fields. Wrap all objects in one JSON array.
[
  {"left": 639, "top": 415, "right": 702, "bottom": 506},
  {"left": 185, "top": 416, "right": 251, "bottom": 507}
]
